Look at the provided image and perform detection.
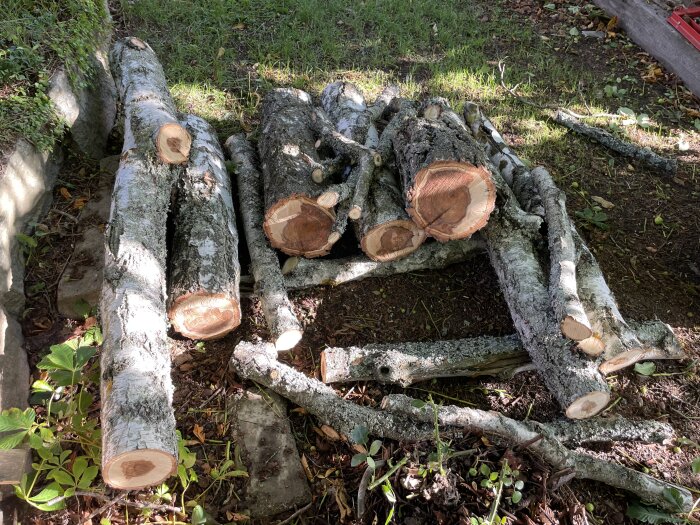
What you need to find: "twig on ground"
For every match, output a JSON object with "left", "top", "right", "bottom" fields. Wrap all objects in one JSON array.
[{"left": 276, "top": 502, "right": 313, "bottom": 525}]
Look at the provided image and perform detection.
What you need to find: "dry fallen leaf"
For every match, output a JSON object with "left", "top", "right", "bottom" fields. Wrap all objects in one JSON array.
[
  {"left": 59, "top": 187, "right": 72, "bottom": 200},
  {"left": 300, "top": 454, "right": 314, "bottom": 481},
  {"left": 320, "top": 424, "right": 341, "bottom": 441},
  {"left": 591, "top": 196, "right": 614, "bottom": 209},
  {"left": 193, "top": 423, "right": 206, "bottom": 443},
  {"left": 606, "top": 16, "right": 618, "bottom": 31},
  {"left": 73, "top": 196, "right": 88, "bottom": 210}
]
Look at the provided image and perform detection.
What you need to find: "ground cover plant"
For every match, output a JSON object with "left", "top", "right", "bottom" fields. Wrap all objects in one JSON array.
[{"left": 3, "top": 0, "right": 700, "bottom": 523}]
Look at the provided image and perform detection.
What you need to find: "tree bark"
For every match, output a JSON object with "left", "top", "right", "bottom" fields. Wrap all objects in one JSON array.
[
  {"left": 392, "top": 114, "right": 496, "bottom": 241},
  {"left": 258, "top": 89, "right": 337, "bottom": 257},
  {"left": 320, "top": 82, "right": 425, "bottom": 261},
  {"left": 100, "top": 145, "right": 177, "bottom": 489},
  {"left": 532, "top": 166, "right": 592, "bottom": 341},
  {"left": 225, "top": 134, "right": 303, "bottom": 351},
  {"left": 321, "top": 335, "right": 530, "bottom": 386},
  {"left": 281, "top": 238, "right": 485, "bottom": 290},
  {"left": 319, "top": 319, "right": 674, "bottom": 387},
  {"left": 481, "top": 174, "right": 610, "bottom": 419},
  {"left": 230, "top": 341, "right": 434, "bottom": 441},
  {"left": 380, "top": 394, "right": 692, "bottom": 513},
  {"left": 167, "top": 114, "right": 240, "bottom": 340},
  {"left": 554, "top": 110, "right": 677, "bottom": 176},
  {"left": 110, "top": 37, "right": 191, "bottom": 164}
]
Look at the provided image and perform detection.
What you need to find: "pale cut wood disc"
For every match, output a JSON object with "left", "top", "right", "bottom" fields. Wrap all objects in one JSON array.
[
  {"left": 408, "top": 161, "right": 496, "bottom": 242},
  {"left": 263, "top": 196, "right": 336, "bottom": 257},
  {"left": 155, "top": 123, "right": 192, "bottom": 164},
  {"left": 169, "top": 292, "right": 241, "bottom": 340},
  {"left": 103, "top": 449, "right": 176, "bottom": 490},
  {"left": 361, "top": 220, "right": 426, "bottom": 262},
  {"left": 599, "top": 349, "right": 646, "bottom": 375},
  {"left": 565, "top": 390, "right": 610, "bottom": 419}
]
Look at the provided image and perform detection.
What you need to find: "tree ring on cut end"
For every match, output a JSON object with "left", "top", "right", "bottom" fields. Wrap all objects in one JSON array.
[
  {"left": 408, "top": 161, "right": 496, "bottom": 242},
  {"left": 264, "top": 195, "right": 336, "bottom": 257},
  {"left": 599, "top": 348, "right": 645, "bottom": 375},
  {"left": 104, "top": 449, "right": 176, "bottom": 490},
  {"left": 361, "top": 220, "right": 426, "bottom": 262},
  {"left": 155, "top": 123, "right": 192, "bottom": 165},
  {"left": 565, "top": 391, "right": 610, "bottom": 419},
  {"left": 169, "top": 292, "right": 241, "bottom": 340}
]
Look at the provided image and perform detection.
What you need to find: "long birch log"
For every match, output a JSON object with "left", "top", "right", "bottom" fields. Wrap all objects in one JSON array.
[
  {"left": 393, "top": 113, "right": 496, "bottom": 241},
  {"left": 168, "top": 115, "right": 240, "bottom": 340},
  {"left": 321, "top": 82, "right": 425, "bottom": 261},
  {"left": 110, "top": 37, "right": 191, "bottom": 164},
  {"left": 100, "top": 146, "right": 177, "bottom": 489},
  {"left": 225, "top": 134, "right": 303, "bottom": 351},
  {"left": 319, "top": 319, "right": 677, "bottom": 386},
  {"left": 554, "top": 110, "right": 677, "bottom": 176},
  {"left": 230, "top": 341, "right": 434, "bottom": 441},
  {"left": 381, "top": 394, "right": 692, "bottom": 513},
  {"left": 532, "top": 166, "right": 592, "bottom": 341},
  {"left": 281, "top": 238, "right": 485, "bottom": 290},
  {"left": 258, "top": 89, "right": 337, "bottom": 257}
]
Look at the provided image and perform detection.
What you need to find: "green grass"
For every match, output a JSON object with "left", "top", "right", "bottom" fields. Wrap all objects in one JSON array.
[
  {"left": 0, "top": 0, "right": 108, "bottom": 153},
  {"left": 118, "top": 0, "right": 599, "bottom": 145}
]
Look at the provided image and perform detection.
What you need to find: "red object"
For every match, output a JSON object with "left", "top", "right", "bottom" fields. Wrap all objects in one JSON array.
[{"left": 667, "top": 5, "right": 700, "bottom": 51}]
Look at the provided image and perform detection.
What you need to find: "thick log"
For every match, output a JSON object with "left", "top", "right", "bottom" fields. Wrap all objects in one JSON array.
[
  {"left": 230, "top": 341, "right": 434, "bottom": 441},
  {"left": 225, "top": 134, "right": 303, "bottom": 351},
  {"left": 482, "top": 173, "right": 610, "bottom": 419},
  {"left": 575, "top": 232, "right": 684, "bottom": 372},
  {"left": 541, "top": 416, "right": 673, "bottom": 446},
  {"left": 393, "top": 114, "right": 496, "bottom": 241},
  {"left": 168, "top": 115, "right": 240, "bottom": 340},
  {"left": 321, "top": 335, "right": 530, "bottom": 386},
  {"left": 258, "top": 89, "right": 336, "bottom": 258},
  {"left": 319, "top": 319, "right": 674, "bottom": 387},
  {"left": 100, "top": 145, "right": 177, "bottom": 489},
  {"left": 281, "top": 238, "right": 485, "bottom": 289},
  {"left": 110, "top": 37, "right": 191, "bottom": 164},
  {"left": 381, "top": 394, "right": 692, "bottom": 513},
  {"left": 376, "top": 98, "right": 417, "bottom": 165},
  {"left": 321, "top": 82, "right": 425, "bottom": 261},
  {"left": 554, "top": 111, "right": 677, "bottom": 176},
  {"left": 532, "top": 166, "right": 592, "bottom": 341}
]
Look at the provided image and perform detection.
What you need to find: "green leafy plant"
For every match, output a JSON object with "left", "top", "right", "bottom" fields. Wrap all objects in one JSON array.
[
  {"left": 634, "top": 362, "right": 657, "bottom": 376},
  {"left": 2, "top": 327, "right": 102, "bottom": 510},
  {"left": 350, "top": 425, "right": 383, "bottom": 471},
  {"left": 575, "top": 205, "right": 609, "bottom": 231}
]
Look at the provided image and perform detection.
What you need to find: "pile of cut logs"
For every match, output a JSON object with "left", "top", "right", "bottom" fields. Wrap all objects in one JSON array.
[{"left": 99, "top": 37, "right": 691, "bottom": 512}]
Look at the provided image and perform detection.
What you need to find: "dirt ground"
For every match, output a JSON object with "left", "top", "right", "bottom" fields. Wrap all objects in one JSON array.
[{"left": 15, "top": 0, "right": 700, "bottom": 524}]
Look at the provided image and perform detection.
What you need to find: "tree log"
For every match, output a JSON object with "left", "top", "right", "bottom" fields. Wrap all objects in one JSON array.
[
  {"left": 100, "top": 145, "right": 177, "bottom": 489},
  {"left": 319, "top": 319, "right": 674, "bottom": 387},
  {"left": 321, "top": 82, "right": 425, "bottom": 261},
  {"left": 482, "top": 174, "right": 610, "bottom": 419},
  {"left": 281, "top": 238, "right": 485, "bottom": 289},
  {"left": 380, "top": 394, "right": 692, "bottom": 513},
  {"left": 554, "top": 110, "right": 677, "bottom": 176},
  {"left": 258, "top": 89, "right": 337, "bottom": 257},
  {"left": 532, "top": 166, "right": 592, "bottom": 341},
  {"left": 575, "top": 232, "right": 684, "bottom": 372},
  {"left": 110, "top": 37, "right": 191, "bottom": 164},
  {"left": 167, "top": 114, "right": 240, "bottom": 340},
  {"left": 392, "top": 113, "right": 496, "bottom": 241},
  {"left": 225, "top": 134, "right": 303, "bottom": 351},
  {"left": 321, "top": 335, "right": 530, "bottom": 386},
  {"left": 230, "top": 341, "right": 434, "bottom": 441}
]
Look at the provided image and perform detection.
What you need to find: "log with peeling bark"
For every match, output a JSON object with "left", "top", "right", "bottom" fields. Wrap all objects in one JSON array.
[
  {"left": 281, "top": 237, "right": 485, "bottom": 289},
  {"left": 320, "top": 319, "right": 676, "bottom": 387},
  {"left": 100, "top": 144, "right": 177, "bottom": 489},
  {"left": 381, "top": 394, "right": 692, "bottom": 513},
  {"left": 258, "top": 89, "right": 337, "bottom": 258},
  {"left": 554, "top": 110, "right": 677, "bottom": 176},
  {"left": 225, "top": 134, "right": 303, "bottom": 351},
  {"left": 321, "top": 335, "right": 530, "bottom": 386},
  {"left": 167, "top": 115, "right": 240, "bottom": 340},
  {"left": 532, "top": 166, "right": 592, "bottom": 341},
  {"left": 231, "top": 341, "right": 434, "bottom": 441},
  {"left": 110, "top": 37, "right": 191, "bottom": 164},
  {"left": 468, "top": 103, "right": 684, "bottom": 373},
  {"left": 482, "top": 172, "right": 610, "bottom": 419},
  {"left": 321, "top": 82, "right": 425, "bottom": 261},
  {"left": 575, "top": 232, "right": 684, "bottom": 372},
  {"left": 393, "top": 111, "right": 496, "bottom": 242}
]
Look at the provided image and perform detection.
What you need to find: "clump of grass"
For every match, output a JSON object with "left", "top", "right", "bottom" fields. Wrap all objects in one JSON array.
[{"left": 0, "top": 0, "right": 108, "bottom": 152}]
